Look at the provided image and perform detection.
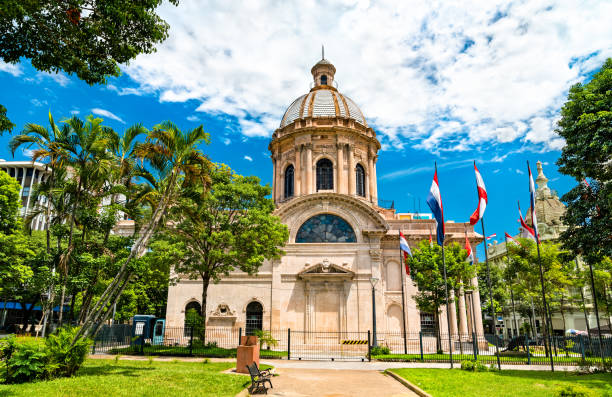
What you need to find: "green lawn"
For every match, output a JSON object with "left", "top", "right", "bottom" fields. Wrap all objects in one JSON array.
[
  {"left": 374, "top": 353, "right": 599, "bottom": 366},
  {"left": 389, "top": 368, "right": 612, "bottom": 397},
  {"left": 107, "top": 345, "right": 288, "bottom": 359},
  {"left": 0, "top": 359, "right": 251, "bottom": 397}
]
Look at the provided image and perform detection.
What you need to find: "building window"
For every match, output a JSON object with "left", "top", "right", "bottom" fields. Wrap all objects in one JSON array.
[
  {"left": 22, "top": 187, "right": 30, "bottom": 197},
  {"left": 284, "top": 165, "right": 294, "bottom": 199},
  {"left": 356, "top": 164, "right": 365, "bottom": 197},
  {"left": 316, "top": 158, "right": 333, "bottom": 191},
  {"left": 321, "top": 75, "right": 328, "bottom": 85},
  {"left": 245, "top": 301, "right": 263, "bottom": 335},
  {"left": 296, "top": 214, "right": 356, "bottom": 243},
  {"left": 420, "top": 312, "right": 435, "bottom": 335}
]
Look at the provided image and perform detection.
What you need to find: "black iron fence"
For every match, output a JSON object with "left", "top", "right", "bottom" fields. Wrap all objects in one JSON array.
[{"left": 91, "top": 325, "right": 612, "bottom": 366}]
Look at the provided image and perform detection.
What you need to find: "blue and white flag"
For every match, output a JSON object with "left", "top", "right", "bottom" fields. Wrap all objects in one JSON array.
[{"left": 426, "top": 168, "right": 445, "bottom": 246}]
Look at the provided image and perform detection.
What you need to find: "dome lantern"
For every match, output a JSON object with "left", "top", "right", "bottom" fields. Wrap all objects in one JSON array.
[{"left": 311, "top": 56, "right": 336, "bottom": 88}]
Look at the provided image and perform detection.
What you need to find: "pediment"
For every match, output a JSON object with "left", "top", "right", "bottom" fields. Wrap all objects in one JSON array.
[{"left": 298, "top": 260, "right": 354, "bottom": 280}]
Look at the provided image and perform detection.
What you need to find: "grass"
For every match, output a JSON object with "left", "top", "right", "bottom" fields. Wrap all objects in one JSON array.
[
  {"left": 389, "top": 368, "right": 612, "bottom": 397},
  {"left": 0, "top": 359, "right": 251, "bottom": 397},
  {"left": 107, "top": 345, "right": 288, "bottom": 359},
  {"left": 373, "top": 353, "right": 602, "bottom": 365}
]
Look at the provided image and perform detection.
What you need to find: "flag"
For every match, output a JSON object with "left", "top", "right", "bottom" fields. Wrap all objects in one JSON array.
[
  {"left": 486, "top": 233, "right": 497, "bottom": 240},
  {"left": 528, "top": 162, "right": 540, "bottom": 244},
  {"left": 465, "top": 234, "right": 474, "bottom": 265},
  {"left": 426, "top": 168, "right": 445, "bottom": 246},
  {"left": 505, "top": 232, "right": 523, "bottom": 248},
  {"left": 399, "top": 231, "right": 412, "bottom": 275},
  {"left": 518, "top": 202, "right": 536, "bottom": 241},
  {"left": 469, "top": 162, "right": 488, "bottom": 225}
]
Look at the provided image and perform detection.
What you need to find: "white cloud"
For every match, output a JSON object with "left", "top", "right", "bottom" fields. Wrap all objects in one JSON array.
[
  {"left": 117, "top": 0, "right": 612, "bottom": 152},
  {"left": 106, "top": 84, "right": 146, "bottom": 96},
  {"left": 30, "top": 98, "right": 48, "bottom": 107},
  {"left": 221, "top": 137, "right": 231, "bottom": 145},
  {"left": 22, "top": 148, "right": 35, "bottom": 158},
  {"left": 516, "top": 169, "right": 524, "bottom": 174},
  {"left": 244, "top": 155, "right": 253, "bottom": 162},
  {"left": 37, "top": 71, "right": 70, "bottom": 87},
  {"left": 70, "top": 109, "right": 80, "bottom": 115},
  {"left": 0, "top": 61, "right": 22, "bottom": 77},
  {"left": 187, "top": 115, "right": 200, "bottom": 122},
  {"left": 91, "top": 108, "right": 125, "bottom": 124}
]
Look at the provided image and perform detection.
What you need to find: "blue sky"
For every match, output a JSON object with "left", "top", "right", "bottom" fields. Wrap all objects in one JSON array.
[{"left": 1, "top": 0, "right": 611, "bottom": 260}]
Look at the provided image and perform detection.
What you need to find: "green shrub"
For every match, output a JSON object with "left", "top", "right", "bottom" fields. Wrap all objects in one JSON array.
[
  {"left": 555, "top": 385, "right": 594, "bottom": 397},
  {"left": 460, "top": 359, "right": 489, "bottom": 372},
  {"left": 370, "top": 346, "right": 390, "bottom": 355},
  {"left": 45, "top": 326, "right": 91, "bottom": 377},
  {"left": 460, "top": 360, "right": 475, "bottom": 371},
  {"left": 0, "top": 335, "right": 52, "bottom": 384}
]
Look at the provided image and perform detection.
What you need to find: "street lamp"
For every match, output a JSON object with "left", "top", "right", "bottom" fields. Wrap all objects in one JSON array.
[{"left": 370, "top": 277, "right": 379, "bottom": 347}]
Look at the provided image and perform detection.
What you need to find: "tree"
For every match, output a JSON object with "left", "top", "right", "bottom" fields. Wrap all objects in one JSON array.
[
  {"left": 0, "top": 0, "right": 178, "bottom": 85},
  {"left": 555, "top": 58, "right": 612, "bottom": 261},
  {"left": 407, "top": 241, "right": 474, "bottom": 348},
  {"left": 75, "top": 121, "right": 212, "bottom": 340},
  {"left": 0, "top": 169, "right": 22, "bottom": 234},
  {"left": 0, "top": 104, "right": 15, "bottom": 135},
  {"left": 477, "top": 259, "right": 508, "bottom": 332},
  {"left": 171, "top": 164, "right": 288, "bottom": 338}
]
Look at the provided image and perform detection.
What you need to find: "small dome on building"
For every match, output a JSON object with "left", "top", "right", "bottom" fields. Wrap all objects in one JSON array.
[{"left": 279, "top": 58, "right": 367, "bottom": 128}]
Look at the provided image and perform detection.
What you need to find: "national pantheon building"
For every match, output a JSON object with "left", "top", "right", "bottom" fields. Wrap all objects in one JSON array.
[{"left": 166, "top": 57, "right": 485, "bottom": 341}]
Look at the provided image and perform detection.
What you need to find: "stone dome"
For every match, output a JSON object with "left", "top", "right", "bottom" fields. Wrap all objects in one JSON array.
[
  {"left": 279, "top": 89, "right": 367, "bottom": 128},
  {"left": 279, "top": 57, "right": 367, "bottom": 128}
]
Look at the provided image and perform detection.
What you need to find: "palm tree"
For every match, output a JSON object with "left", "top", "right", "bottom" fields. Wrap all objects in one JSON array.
[{"left": 76, "top": 121, "right": 212, "bottom": 340}]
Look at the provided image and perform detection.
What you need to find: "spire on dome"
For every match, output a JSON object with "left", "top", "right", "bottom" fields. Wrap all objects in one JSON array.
[
  {"left": 311, "top": 51, "right": 336, "bottom": 88},
  {"left": 536, "top": 160, "right": 551, "bottom": 196}
]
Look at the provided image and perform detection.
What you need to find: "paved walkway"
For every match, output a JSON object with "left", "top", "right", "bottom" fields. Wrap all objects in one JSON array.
[{"left": 263, "top": 368, "right": 417, "bottom": 397}]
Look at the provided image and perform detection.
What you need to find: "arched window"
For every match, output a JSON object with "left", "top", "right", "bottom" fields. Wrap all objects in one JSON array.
[
  {"left": 184, "top": 301, "right": 202, "bottom": 334},
  {"left": 321, "top": 75, "right": 328, "bottom": 85},
  {"left": 284, "top": 165, "right": 294, "bottom": 199},
  {"left": 296, "top": 214, "right": 356, "bottom": 243},
  {"left": 245, "top": 301, "right": 263, "bottom": 335},
  {"left": 316, "top": 158, "right": 333, "bottom": 191},
  {"left": 356, "top": 164, "right": 366, "bottom": 197}
]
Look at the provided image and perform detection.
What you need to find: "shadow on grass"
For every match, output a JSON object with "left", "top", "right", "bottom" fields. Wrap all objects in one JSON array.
[{"left": 76, "top": 363, "right": 156, "bottom": 378}]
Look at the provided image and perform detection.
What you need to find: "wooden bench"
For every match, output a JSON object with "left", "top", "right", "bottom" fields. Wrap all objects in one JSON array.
[{"left": 245, "top": 362, "right": 273, "bottom": 394}]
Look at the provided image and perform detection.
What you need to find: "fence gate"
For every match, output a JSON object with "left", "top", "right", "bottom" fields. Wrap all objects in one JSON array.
[{"left": 287, "top": 330, "right": 371, "bottom": 361}]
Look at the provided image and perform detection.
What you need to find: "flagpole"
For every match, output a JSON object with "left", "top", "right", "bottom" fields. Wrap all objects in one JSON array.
[
  {"left": 399, "top": 231, "right": 408, "bottom": 355},
  {"left": 504, "top": 234, "right": 519, "bottom": 338},
  {"left": 434, "top": 162, "right": 454, "bottom": 369},
  {"left": 528, "top": 160, "right": 554, "bottom": 372},
  {"left": 480, "top": 216, "right": 501, "bottom": 370}
]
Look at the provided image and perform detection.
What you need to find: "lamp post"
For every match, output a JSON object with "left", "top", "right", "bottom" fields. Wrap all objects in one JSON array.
[{"left": 370, "top": 277, "right": 379, "bottom": 347}]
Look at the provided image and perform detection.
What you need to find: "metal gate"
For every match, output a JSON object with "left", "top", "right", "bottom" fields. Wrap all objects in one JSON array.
[{"left": 287, "top": 330, "right": 371, "bottom": 361}]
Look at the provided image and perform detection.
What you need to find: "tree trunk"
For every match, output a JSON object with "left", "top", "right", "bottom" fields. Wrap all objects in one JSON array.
[
  {"left": 58, "top": 282, "right": 66, "bottom": 326},
  {"left": 434, "top": 309, "right": 441, "bottom": 353},
  {"left": 201, "top": 276, "right": 210, "bottom": 344}
]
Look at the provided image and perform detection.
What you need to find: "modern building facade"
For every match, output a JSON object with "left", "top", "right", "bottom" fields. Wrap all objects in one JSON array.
[
  {"left": 165, "top": 57, "right": 486, "bottom": 343},
  {"left": 0, "top": 159, "right": 51, "bottom": 231}
]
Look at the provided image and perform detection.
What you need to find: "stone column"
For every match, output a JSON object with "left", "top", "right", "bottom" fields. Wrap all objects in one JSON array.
[
  {"left": 471, "top": 276, "right": 485, "bottom": 336},
  {"left": 458, "top": 284, "right": 469, "bottom": 336},
  {"left": 449, "top": 290, "right": 458, "bottom": 336},
  {"left": 305, "top": 144, "right": 313, "bottom": 194},
  {"left": 371, "top": 156, "right": 378, "bottom": 205},
  {"left": 368, "top": 151, "right": 375, "bottom": 204},
  {"left": 272, "top": 157, "right": 277, "bottom": 203},
  {"left": 336, "top": 143, "right": 344, "bottom": 194},
  {"left": 347, "top": 144, "right": 355, "bottom": 195},
  {"left": 295, "top": 145, "right": 302, "bottom": 196}
]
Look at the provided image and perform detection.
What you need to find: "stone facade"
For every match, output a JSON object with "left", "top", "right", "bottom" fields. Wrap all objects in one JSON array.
[{"left": 166, "top": 58, "right": 485, "bottom": 340}]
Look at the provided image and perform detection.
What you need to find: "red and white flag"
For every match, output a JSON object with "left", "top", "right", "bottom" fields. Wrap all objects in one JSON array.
[
  {"left": 518, "top": 202, "right": 536, "bottom": 241},
  {"left": 528, "top": 162, "right": 540, "bottom": 244},
  {"left": 486, "top": 233, "right": 497, "bottom": 240},
  {"left": 465, "top": 234, "right": 474, "bottom": 265},
  {"left": 505, "top": 232, "right": 523, "bottom": 248},
  {"left": 399, "top": 231, "right": 412, "bottom": 276},
  {"left": 469, "top": 162, "right": 488, "bottom": 225}
]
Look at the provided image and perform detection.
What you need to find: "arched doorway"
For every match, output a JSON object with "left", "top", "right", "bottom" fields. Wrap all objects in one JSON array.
[
  {"left": 245, "top": 301, "right": 263, "bottom": 335},
  {"left": 184, "top": 301, "right": 202, "bottom": 336}
]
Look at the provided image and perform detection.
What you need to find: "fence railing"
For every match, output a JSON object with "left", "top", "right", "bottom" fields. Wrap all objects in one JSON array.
[{"left": 91, "top": 325, "right": 612, "bottom": 366}]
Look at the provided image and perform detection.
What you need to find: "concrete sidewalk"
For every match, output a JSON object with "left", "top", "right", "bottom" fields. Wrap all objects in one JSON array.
[{"left": 262, "top": 368, "right": 418, "bottom": 397}]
